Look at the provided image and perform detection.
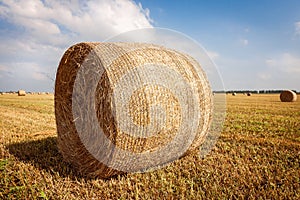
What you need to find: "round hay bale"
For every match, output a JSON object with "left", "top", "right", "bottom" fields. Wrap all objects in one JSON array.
[
  {"left": 18, "top": 90, "right": 26, "bottom": 96},
  {"left": 232, "top": 93, "right": 236, "bottom": 96},
  {"left": 55, "top": 42, "right": 213, "bottom": 178},
  {"left": 247, "top": 93, "right": 252, "bottom": 96},
  {"left": 280, "top": 90, "right": 297, "bottom": 102}
]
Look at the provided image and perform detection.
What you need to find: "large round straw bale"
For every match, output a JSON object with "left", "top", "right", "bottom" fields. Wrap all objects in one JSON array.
[
  {"left": 232, "top": 93, "right": 237, "bottom": 96},
  {"left": 247, "top": 93, "right": 252, "bottom": 96},
  {"left": 280, "top": 90, "right": 297, "bottom": 102},
  {"left": 55, "top": 42, "right": 213, "bottom": 178},
  {"left": 18, "top": 90, "right": 26, "bottom": 96}
]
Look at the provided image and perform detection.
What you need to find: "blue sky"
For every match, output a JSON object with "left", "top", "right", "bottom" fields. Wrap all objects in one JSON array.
[
  {"left": 0, "top": 0, "right": 300, "bottom": 92},
  {"left": 141, "top": 0, "right": 300, "bottom": 91}
]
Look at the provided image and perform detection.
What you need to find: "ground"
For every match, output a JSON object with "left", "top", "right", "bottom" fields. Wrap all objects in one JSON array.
[{"left": 0, "top": 93, "right": 299, "bottom": 199}]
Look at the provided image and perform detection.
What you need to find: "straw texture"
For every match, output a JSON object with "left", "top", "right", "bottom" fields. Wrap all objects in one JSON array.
[
  {"left": 55, "top": 42, "right": 213, "bottom": 178},
  {"left": 280, "top": 90, "right": 297, "bottom": 102}
]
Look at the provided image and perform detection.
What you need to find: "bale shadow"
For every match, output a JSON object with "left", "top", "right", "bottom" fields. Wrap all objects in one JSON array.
[
  {"left": 7, "top": 137, "right": 82, "bottom": 179},
  {"left": 7, "top": 137, "right": 126, "bottom": 180}
]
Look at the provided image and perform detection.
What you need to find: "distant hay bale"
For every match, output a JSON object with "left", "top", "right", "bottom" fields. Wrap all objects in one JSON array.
[
  {"left": 280, "top": 90, "right": 297, "bottom": 102},
  {"left": 247, "top": 93, "right": 252, "bottom": 96},
  {"left": 18, "top": 90, "right": 26, "bottom": 96},
  {"left": 55, "top": 42, "right": 213, "bottom": 178},
  {"left": 232, "top": 93, "right": 237, "bottom": 96}
]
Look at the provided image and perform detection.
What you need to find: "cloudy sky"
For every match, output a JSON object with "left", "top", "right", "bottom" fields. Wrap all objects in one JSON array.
[{"left": 0, "top": 0, "right": 300, "bottom": 92}]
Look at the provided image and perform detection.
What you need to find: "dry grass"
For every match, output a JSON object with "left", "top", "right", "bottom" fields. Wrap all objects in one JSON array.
[{"left": 0, "top": 93, "right": 299, "bottom": 199}]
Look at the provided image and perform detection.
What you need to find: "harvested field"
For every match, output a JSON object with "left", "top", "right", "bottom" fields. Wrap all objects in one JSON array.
[{"left": 0, "top": 94, "right": 299, "bottom": 199}]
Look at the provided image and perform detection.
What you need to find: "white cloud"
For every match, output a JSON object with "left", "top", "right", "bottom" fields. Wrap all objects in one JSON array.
[
  {"left": 207, "top": 51, "right": 219, "bottom": 60},
  {"left": 0, "top": 0, "right": 153, "bottom": 91},
  {"left": 244, "top": 28, "right": 250, "bottom": 33},
  {"left": 0, "top": 0, "right": 153, "bottom": 44},
  {"left": 240, "top": 39, "right": 248, "bottom": 46},
  {"left": 1, "top": 62, "right": 48, "bottom": 80},
  {"left": 257, "top": 73, "right": 271, "bottom": 80},
  {"left": 295, "top": 21, "right": 300, "bottom": 35},
  {"left": 265, "top": 53, "right": 300, "bottom": 73},
  {"left": 0, "top": 65, "right": 9, "bottom": 71},
  {"left": 255, "top": 53, "right": 300, "bottom": 90},
  {"left": 0, "top": 65, "right": 13, "bottom": 78}
]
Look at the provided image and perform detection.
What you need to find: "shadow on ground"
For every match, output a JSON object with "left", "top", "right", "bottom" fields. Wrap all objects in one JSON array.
[
  {"left": 7, "top": 136, "right": 125, "bottom": 180},
  {"left": 7, "top": 137, "right": 83, "bottom": 179}
]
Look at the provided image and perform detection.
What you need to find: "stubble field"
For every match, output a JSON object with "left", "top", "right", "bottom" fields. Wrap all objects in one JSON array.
[{"left": 0, "top": 93, "right": 299, "bottom": 199}]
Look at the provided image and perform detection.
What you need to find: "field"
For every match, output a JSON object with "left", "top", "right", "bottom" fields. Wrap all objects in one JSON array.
[{"left": 0, "top": 93, "right": 299, "bottom": 199}]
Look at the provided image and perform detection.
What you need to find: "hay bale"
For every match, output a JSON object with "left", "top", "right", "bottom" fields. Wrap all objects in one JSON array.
[
  {"left": 280, "top": 90, "right": 297, "bottom": 102},
  {"left": 55, "top": 42, "right": 213, "bottom": 178},
  {"left": 18, "top": 90, "right": 26, "bottom": 96},
  {"left": 247, "top": 93, "right": 252, "bottom": 96},
  {"left": 232, "top": 93, "right": 237, "bottom": 96}
]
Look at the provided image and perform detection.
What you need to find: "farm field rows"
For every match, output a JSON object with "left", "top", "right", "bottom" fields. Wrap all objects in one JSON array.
[{"left": 0, "top": 94, "right": 299, "bottom": 199}]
